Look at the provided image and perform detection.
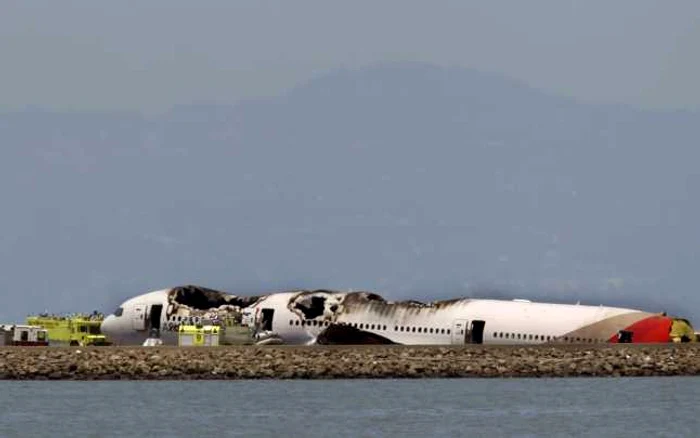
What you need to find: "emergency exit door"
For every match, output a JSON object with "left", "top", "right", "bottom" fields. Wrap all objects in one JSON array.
[
  {"left": 468, "top": 320, "right": 485, "bottom": 344},
  {"left": 260, "top": 308, "right": 274, "bottom": 331},
  {"left": 131, "top": 305, "right": 146, "bottom": 330},
  {"left": 148, "top": 304, "right": 163, "bottom": 331}
]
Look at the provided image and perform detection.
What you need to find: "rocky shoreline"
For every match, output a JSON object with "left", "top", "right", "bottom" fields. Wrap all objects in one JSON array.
[{"left": 1, "top": 344, "right": 700, "bottom": 380}]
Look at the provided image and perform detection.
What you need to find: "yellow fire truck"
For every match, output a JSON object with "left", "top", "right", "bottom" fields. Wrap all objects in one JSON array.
[{"left": 26, "top": 313, "right": 111, "bottom": 346}]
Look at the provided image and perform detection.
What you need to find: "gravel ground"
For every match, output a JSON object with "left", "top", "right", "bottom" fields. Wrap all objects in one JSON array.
[{"left": 1, "top": 343, "right": 699, "bottom": 380}]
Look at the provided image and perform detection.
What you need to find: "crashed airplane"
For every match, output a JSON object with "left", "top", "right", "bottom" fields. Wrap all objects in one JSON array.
[{"left": 100, "top": 285, "right": 697, "bottom": 346}]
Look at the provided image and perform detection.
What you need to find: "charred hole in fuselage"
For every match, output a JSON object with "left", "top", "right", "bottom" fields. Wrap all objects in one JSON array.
[
  {"left": 171, "top": 285, "right": 260, "bottom": 310},
  {"left": 293, "top": 296, "right": 327, "bottom": 319}
]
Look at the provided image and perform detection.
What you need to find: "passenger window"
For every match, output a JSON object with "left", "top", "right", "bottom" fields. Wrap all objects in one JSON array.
[
  {"left": 295, "top": 320, "right": 300, "bottom": 326},
  {"left": 289, "top": 320, "right": 293, "bottom": 326},
  {"left": 412, "top": 327, "right": 416, "bottom": 332},
  {"left": 446, "top": 329, "right": 450, "bottom": 335}
]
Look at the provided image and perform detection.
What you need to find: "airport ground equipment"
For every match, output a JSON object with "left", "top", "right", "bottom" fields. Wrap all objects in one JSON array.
[{"left": 178, "top": 324, "right": 220, "bottom": 346}]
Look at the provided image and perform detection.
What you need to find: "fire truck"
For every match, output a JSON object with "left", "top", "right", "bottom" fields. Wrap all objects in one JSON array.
[{"left": 26, "top": 313, "right": 111, "bottom": 346}]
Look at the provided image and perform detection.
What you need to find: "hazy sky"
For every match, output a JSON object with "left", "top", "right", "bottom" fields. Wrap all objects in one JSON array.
[
  {"left": 2, "top": 1, "right": 700, "bottom": 326},
  {"left": 2, "top": 0, "right": 699, "bottom": 113}
]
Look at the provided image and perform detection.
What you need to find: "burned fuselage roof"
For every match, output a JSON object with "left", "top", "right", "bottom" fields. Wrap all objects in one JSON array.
[
  {"left": 273, "top": 289, "right": 472, "bottom": 345},
  {"left": 169, "top": 285, "right": 263, "bottom": 311},
  {"left": 284, "top": 289, "right": 470, "bottom": 322}
]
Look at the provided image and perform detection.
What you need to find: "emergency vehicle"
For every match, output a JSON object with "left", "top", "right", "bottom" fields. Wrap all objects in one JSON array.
[
  {"left": 0, "top": 324, "right": 49, "bottom": 346},
  {"left": 26, "top": 313, "right": 111, "bottom": 346}
]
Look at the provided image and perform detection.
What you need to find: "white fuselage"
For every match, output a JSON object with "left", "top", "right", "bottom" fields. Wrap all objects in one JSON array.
[
  {"left": 100, "top": 288, "right": 664, "bottom": 346},
  {"left": 247, "top": 292, "right": 651, "bottom": 345}
]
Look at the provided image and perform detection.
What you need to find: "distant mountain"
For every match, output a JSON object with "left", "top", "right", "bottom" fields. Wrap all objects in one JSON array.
[{"left": 1, "top": 62, "right": 699, "bottom": 323}]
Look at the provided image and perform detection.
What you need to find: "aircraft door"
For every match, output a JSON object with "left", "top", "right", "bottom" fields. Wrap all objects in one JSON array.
[
  {"left": 469, "top": 320, "right": 485, "bottom": 344},
  {"left": 451, "top": 319, "right": 468, "bottom": 345},
  {"left": 149, "top": 304, "right": 163, "bottom": 331},
  {"left": 131, "top": 305, "right": 146, "bottom": 330},
  {"left": 260, "top": 308, "right": 274, "bottom": 332}
]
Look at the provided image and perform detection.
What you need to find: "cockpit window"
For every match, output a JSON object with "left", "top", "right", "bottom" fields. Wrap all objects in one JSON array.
[{"left": 114, "top": 307, "right": 124, "bottom": 317}]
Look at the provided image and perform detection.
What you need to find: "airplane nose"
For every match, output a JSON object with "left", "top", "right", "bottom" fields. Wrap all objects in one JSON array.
[{"left": 100, "top": 315, "right": 116, "bottom": 338}]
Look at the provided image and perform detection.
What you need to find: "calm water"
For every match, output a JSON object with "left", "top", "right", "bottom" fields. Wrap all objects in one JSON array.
[{"left": 1, "top": 377, "right": 698, "bottom": 437}]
